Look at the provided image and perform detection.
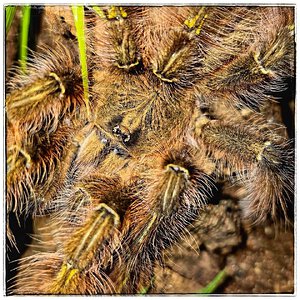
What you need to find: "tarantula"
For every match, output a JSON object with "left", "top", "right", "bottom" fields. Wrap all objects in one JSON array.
[{"left": 5, "top": 6, "right": 294, "bottom": 294}]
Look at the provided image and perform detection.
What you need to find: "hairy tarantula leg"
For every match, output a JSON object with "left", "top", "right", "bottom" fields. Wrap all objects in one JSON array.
[
  {"left": 6, "top": 43, "right": 86, "bottom": 223},
  {"left": 198, "top": 7, "right": 294, "bottom": 107},
  {"left": 149, "top": 7, "right": 208, "bottom": 86},
  {"left": 11, "top": 203, "right": 121, "bottom": 295},
  {"left": 6, "top": 145, "right": 34, "bottom": 215},
  {"left": 92, "top": 6, "right": 140, "bottom": 71},
  {"left": 6, "top": 42, "right": 86, "bottom": 135},
  {"left": 50, "top": 204, "right": 120, "bottom": 294},
  {"left": 111, "top": 143, "right": 215, "bottom": 293},
  {"left": 6, "top": 121, "right": 74, "bottom": 222},
  {"left": 195, "top": 116, "right": 294, "bottom": 224}
]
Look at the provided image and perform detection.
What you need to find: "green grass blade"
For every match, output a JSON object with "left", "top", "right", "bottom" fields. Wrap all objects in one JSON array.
[
  {"left": 72, "top": 5, "right": 91, "bottom": 118},
  {"left": 197, "top": 268, "right": 227, "bottom": 294},
  {"left": 138, "top": 276, "right": 155, "bottom": 294},
  {"left": 19, "top": 5, "right": 31, "bottom": 72},
  {"left": 5, "top": 6, "right": 17, "bottom": 35},
  {"left": 92, "top": 6, "right": 106, "bottom": 18}
]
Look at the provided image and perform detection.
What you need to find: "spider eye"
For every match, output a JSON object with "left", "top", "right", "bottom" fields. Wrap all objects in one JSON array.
[
  {"left": 112, "top": 124, "right": 131, "bottom": 143},
  {"left": 113, "top": 146, "right": 129, "bottom": 157},
  {"left": 112, "top": 125, "right": 121, "bottom": 134}
]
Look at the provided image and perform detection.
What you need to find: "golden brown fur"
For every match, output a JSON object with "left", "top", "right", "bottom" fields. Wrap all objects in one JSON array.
[{"left": 6, "top": 6, "right": 294, "bottom": 294}]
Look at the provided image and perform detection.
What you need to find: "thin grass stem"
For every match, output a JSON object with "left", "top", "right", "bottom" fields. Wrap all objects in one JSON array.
[
  {"left": 197, "top": 268, "right": 227, "bottom": 294},
  {"left": 5, "top": 6, "right": 17, "bottom": 35},
  {"left": 19, "top": 5, "right": 31, "bottom": 72},
  {"left": 71, "top": 5, "right": 91, "bottom": 118}
]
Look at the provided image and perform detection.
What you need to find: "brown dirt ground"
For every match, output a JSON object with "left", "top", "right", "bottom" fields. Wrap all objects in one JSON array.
[{"left": 152, "top": 214, "right": 294, "bottom": 294}]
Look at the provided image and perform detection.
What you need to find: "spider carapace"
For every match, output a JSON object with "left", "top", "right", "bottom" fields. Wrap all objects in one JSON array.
[{"left": 6, "top": 6, "right": 294, "bottom": 294}]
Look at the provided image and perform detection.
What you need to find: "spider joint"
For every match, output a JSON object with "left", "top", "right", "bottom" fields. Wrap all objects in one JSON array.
[
  {"left": 256, "top": 141, "right": 280, "bottom": 164},
  {"left": 116, "top": 60, "right": 140, "bottom": 70},
  {"left": 152, "top": 69, "right": 178, "bottom": 83},
  {"left": 49, "top": 72, "right": 66, "bottom": 98},
  {"left": 94, "top": 203, "right": 121, "bottom": 227},
  {"left": 250, "top": 141, "right": 273, "bottom": 162},
  {"left": 253, "top": 52, "right": 272, "bottom": 76},
  {"left": 166, "top": 163, "right": 190, "bottom": 178}
]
